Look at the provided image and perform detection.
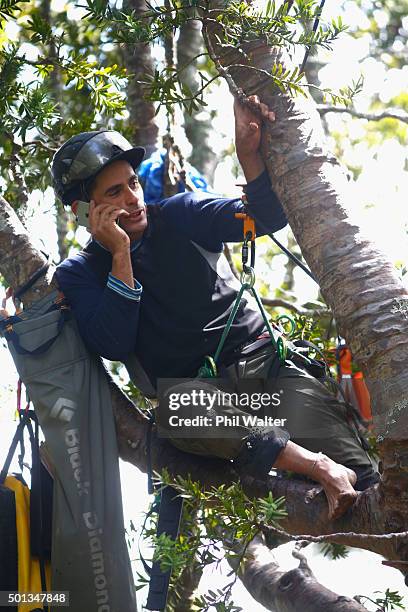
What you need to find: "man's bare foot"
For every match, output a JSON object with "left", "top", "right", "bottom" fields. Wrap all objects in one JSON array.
[
  {"left": 311, "top": 453, "right": 357, "bottom": 520},
  {"left": 272, "top": 442, "right": 358, "bottom": 520}
]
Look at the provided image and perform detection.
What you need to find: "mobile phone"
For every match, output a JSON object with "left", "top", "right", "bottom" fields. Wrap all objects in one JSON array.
[{"left": 76, "top": 200, "right": 91, "bottom": 231}]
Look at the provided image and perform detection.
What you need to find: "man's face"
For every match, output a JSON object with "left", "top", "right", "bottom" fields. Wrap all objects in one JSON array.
[{"left": 90, "top": 159, "right": 148, "bottom": 241}]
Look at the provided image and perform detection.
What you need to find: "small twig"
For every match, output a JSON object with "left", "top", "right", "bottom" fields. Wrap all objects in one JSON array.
[
  {"left": 316, "top": 105, "right": 408, "bottom": 125},
  {"left": 292, "top": 540, "right": 312, "bottom": 573},
  {"left": 4, "top": 133, "right": 29, "bottom": 214},
  {"left": 227, "top": 63, "right": 325, "bottom": 96},
  {"left": 262, "top": 297, "right": 302, "bottom": 312},
  {"left": 138, "top": 73, "right": 220, "bottom": 104},
  {"left": 24, "top": 140, "right": 57, "bottom": 153},
  {"left": 136, "top": 2, "right": 207, "bottom": 20},
  {"left": 223, "top": 244, "right": 240, "bottom": 280},
  {"left": 25, "top": 57, "right": 59, "bottom": 67},
  {"left": 262, "top": 523, "right": 408, "bottom": 544},
  {"left": 201, "top": 19, "right": 243, "bottom": 98},
  {"left": 201, "top": 25, "right": 283, "bottom": 128},
  {"left": 261, "top": 297, "right": 329, "bottom": 316},
  {"left": 163, "top": 52, "right": 209, "bottom": 80}
]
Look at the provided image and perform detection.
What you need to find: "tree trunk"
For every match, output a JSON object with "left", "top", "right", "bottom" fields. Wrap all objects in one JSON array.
[
  {"left": 39, "top": 0, "right": 70, "bottom": 263},
  {"left": 55, "top": 206, "right": 70, "bottom": 263},
  {"left": 122, "top": 0, "right": 159, "bottom": 155},
  {"left": 177, "top": 18, "right": 218, "bottom": 183}
]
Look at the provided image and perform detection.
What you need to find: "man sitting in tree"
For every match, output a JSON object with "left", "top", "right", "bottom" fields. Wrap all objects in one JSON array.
[{"left": 54, "top": 95, "right": 378, "bottom": 520}]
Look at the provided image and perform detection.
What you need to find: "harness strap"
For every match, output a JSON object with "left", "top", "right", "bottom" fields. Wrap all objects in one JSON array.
[
  {"left": 268, "top": 233, "right": 317, "bottom": 283},
  {"left": 24, "top": 413, "right": 49, "bottom": 607},
  {"left": 145, "top": 486, "right": 184, "bottom": 611},
  {"left": 199, "top": 214, "right": 294, "bottom": 376},
  {"left": 146, "top": 412, "right": 155, "bottom": 496},
  {"left": 0, "top": 412, "right": 29, "bottom": 485},
  {"left": 212, "top": 283, "right": 248, "bottom": 365},
  {"left": 143, "top": 412, "right": 184, "bottom": 609}
]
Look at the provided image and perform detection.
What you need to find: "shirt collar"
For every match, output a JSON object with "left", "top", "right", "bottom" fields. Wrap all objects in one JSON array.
[{"left": 94, "top": 239, "right": 142, "bottom": 253}]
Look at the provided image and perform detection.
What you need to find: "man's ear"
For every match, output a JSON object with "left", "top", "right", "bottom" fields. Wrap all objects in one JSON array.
[{"left": 71, "top": 200, "right": 79, "bottom": 216}]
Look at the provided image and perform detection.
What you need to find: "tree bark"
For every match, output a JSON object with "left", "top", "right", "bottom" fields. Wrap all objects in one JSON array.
[{"left": 0, "top": 195, "right": 52, "bottom": 305}]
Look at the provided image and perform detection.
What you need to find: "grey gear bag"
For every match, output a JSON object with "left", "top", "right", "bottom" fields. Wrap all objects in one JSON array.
[{"left": 0, "top": 291, "right": 137, "bottom": 612}]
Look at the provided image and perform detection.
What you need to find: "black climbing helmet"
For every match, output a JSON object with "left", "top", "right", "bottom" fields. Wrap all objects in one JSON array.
[{"left": 51, "top": 130, "right": 145, "bottom": 206}]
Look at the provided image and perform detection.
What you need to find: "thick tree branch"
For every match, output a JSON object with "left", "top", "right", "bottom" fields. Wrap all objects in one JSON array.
[
  {"left": 0, "top": 195, "right": 53, "bottom": 305},
  {"left": 228, "top": 534, "right": 367, "bottom": 611}
]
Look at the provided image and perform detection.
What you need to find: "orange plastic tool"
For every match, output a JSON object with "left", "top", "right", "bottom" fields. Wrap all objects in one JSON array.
[{"left": 235, "top": 212, "right": 256, "bottom": 240}]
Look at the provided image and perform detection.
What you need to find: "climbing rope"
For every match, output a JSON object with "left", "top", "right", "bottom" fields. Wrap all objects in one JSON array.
[{"left": 198, "top": 208, "right": 295, "bottom": 377}]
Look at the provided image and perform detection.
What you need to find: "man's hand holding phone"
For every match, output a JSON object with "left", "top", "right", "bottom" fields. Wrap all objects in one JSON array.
[
  {"left": 88, "top": 200, "right": 130, "bottom": 256},
  {"left": 76, "top": 199, "right": 134, "bottom": 287}
]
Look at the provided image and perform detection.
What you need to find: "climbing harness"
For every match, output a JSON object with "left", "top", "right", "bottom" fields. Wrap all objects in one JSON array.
[{"left": 198, "top": 206, "right": 291, "bottom": 378}]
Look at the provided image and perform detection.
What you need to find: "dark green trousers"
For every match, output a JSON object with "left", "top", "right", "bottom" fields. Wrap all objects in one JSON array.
[
  {"left": 227, "top": 343, "right": 373, "bottom": 468},
  {"left": 158, "top": 342, "right": 374, "bottom": 475}
]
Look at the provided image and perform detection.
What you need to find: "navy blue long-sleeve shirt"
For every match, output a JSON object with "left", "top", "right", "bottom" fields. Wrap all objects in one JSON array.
[{"left": 56, "top": 170, "right": 287, "bottom": 385}]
